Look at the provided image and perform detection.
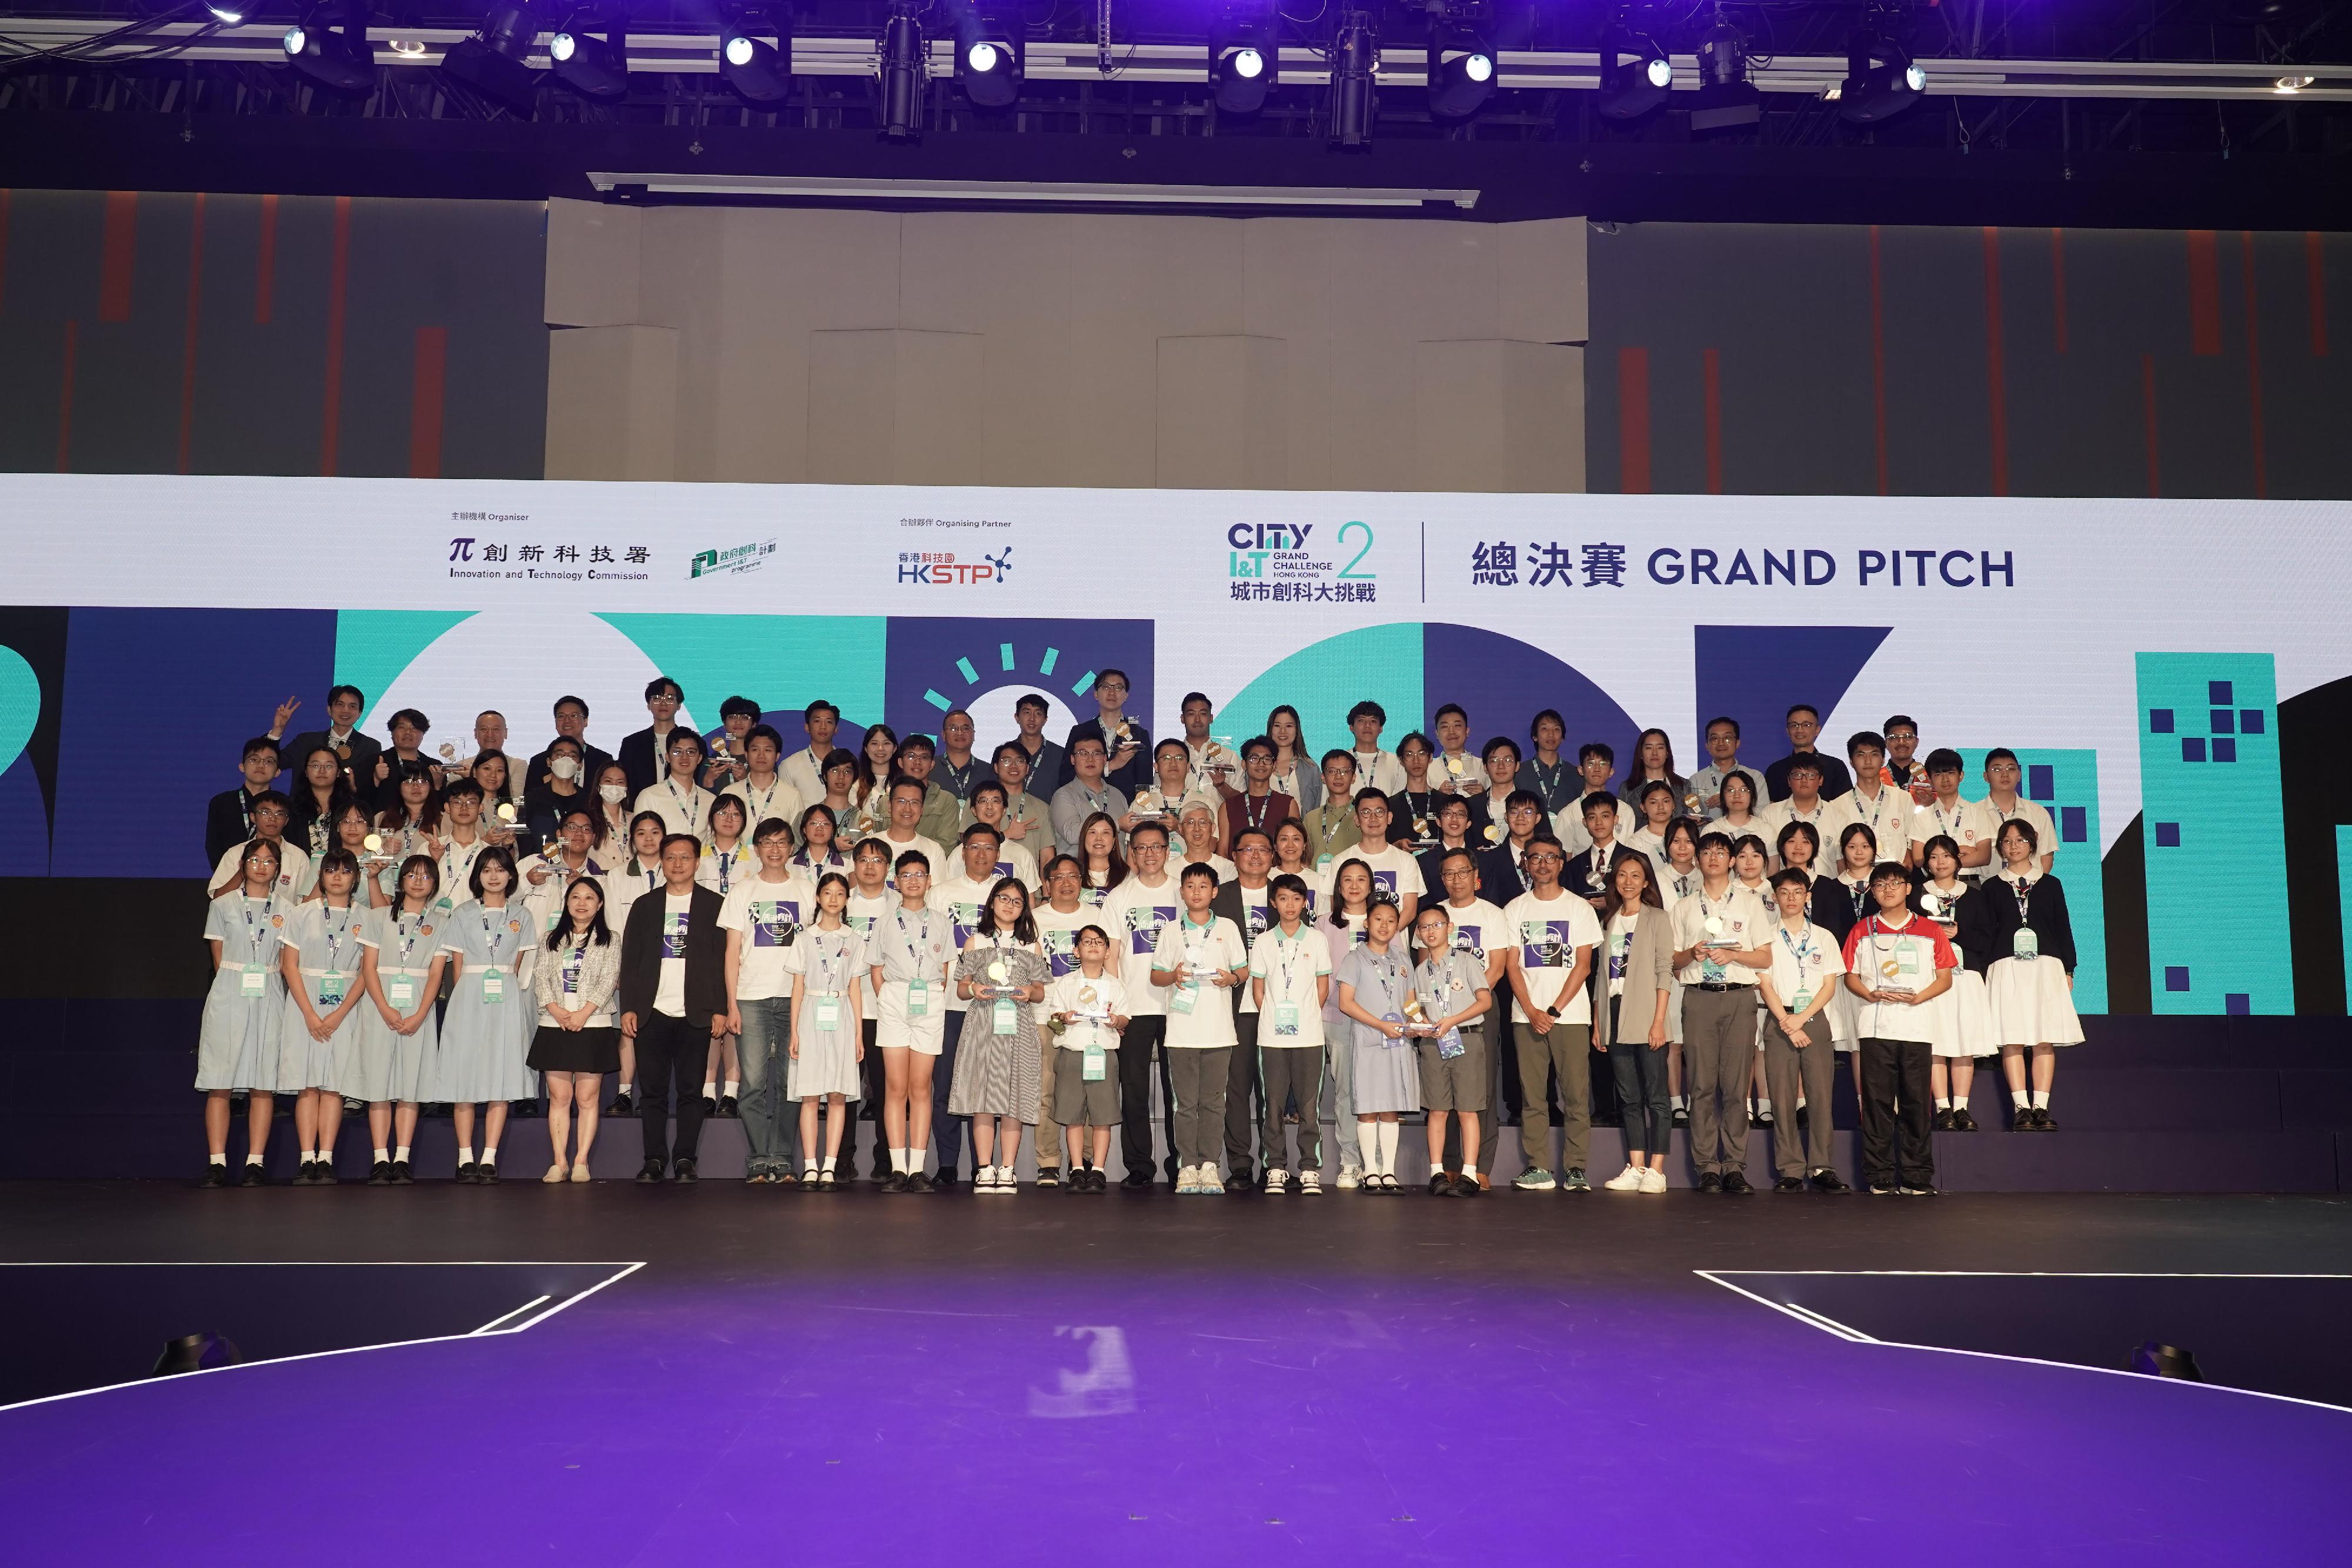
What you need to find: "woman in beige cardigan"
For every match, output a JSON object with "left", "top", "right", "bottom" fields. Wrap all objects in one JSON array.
[
  {"left": 528, "top": 877, "right": 623, "bottom": 1182},
  {"left": 1593, "top": 854, "right": 1677, "bottom": 1193}
]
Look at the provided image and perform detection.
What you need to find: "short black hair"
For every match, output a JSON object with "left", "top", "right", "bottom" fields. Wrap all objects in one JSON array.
[
  {"left": 553, "top": 694, "right": 590, "bottom": 717},
  {"left": 1705, "top": 715, "right": 1740, "bottom": 740},
  {"left": 960, "top": 823, "right": 1004, "bottom": 847},
  {"left": 1925, "top": 747, "right": 1966, "bottom": 775},
  {"left": 1433, "top": 702, "right": 1467, "bottom": 725},
  {"left": 1396, "top": 730, "right": 1433, "bottom": 757},
  {"left": 327, "top": 684, "right": 365, "bottom": 708},
  {"left": 1984, "top": 747, "right": 2020, "bottom": 769},
  {"left": 968, "top": 779, "right": 1008, "bottom": 806},
  {"left": 1786, "top": 703, "right": 1819, "bottom": 721},
  {"left": 747, "top": 723, "right": 784, "bottom": 753},
  {"left": 1579, "top": 742, "right": 1615, "bottom": 767},
  {"left": 1179, "top": 862, "right": 1220, "bottom": 888},
  {"left": 1015, "top": 693, "right": 1050, "bottom": 717},
  {"left": 388, "top": 708, "right": 429, "bottom": 734},
  {"left": 804, "top": 700, "right": 839, "bottom": 723},
  {"left": 1347, "top": 700, "right": 1387, "bottom": 726},
  {"left": 897, "top": 734, "right": 936, "bottom": 758},
  {"left": 1180, "top": 691, "right": 1212, "bottom": 710},
  {"left": 1481, "top": 736, "right": 1522, "bottom": 765},
  {"left": 1579, "top": 791, "right": 1618, "bottom": 819},
  {"left": 1354, "top": 788, "right": 1392, "bottom": 814},
  {"left": 1320, "top": 749, "right": 1358, "bottom": 773},
  {"left": 1127, "top": 821, "right": 1171, "bottom": 846},
  {"left": 1241, "top": 735, "right": 1276, "bottom": 761},
  {"left": 720, "top": 695, "right": 760, "bottom": 721},
  {"left": 1769, "top": 867, "right": 1812, "bottom": 892},
  {"left": 442, "top": 777, "right": 485, "bottom": 803},
  {"left": 1847, "top": 730, "right": 1886, "bottom": 760},
  {"left": 644, "top": 677, "right": 683, "bottom": 703},
  {"left": 241, "top": 735, "right": 281, "bottom": 762},
  {"left": 659, "top": 833, "right": 700, "bottom": 859}
]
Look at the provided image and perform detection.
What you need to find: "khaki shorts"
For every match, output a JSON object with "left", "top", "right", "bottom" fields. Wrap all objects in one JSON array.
[
  {"left": 1052, "top": 1047, "right": 1120, "bottom": 1125},
  {"left": 1415, "top": 1026, "right": 1489, "bottom": 1112}
]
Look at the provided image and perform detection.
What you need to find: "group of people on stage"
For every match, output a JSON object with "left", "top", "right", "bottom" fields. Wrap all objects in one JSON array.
[{"left": 198, "top": 675, "right": 2085, "bottom": 1197}]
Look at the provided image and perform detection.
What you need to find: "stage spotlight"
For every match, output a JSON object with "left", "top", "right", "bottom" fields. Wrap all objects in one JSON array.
[
  {"left": 442, "top": 0, "right": 543, "bottom": 113},
  {"left": 1596, "top": 24, "right": 1672, "bottom": 120},
  {"left": 954, "top": 13, "right": 1021, "bottom": 109},
  {"left": 2129, "top": 1342, "right": 2206, "bottom": 1382},
  {"left": 1328, "top": 10, "right": 1378, "bottom": 149},
  {"left": 1838, "top": 30, "right": 1925, "bottom": 123},
  {"left": 1425, "top": 14, "right": 1496, "bottom": 122},
  {"left": 717, "top": 6, "right": 791, "bottom": 104},
  {"left": 549, "top": 12, "right": 629, "bottom": 100},
  {"left": 878, "top": 0, "right": 926, "bottom": 141},
  {"left": 1209, "top": 5, "right": 1277, "bottom": 116},
  {"left": 1690, "top": 6, "right": 1759, "bottom": 131},
  {"left": 152, "top": 1332, "right": 243, "bottom": 1379},
  {"left": 281, "top": 0, "right": 376, "bottom": 95}
]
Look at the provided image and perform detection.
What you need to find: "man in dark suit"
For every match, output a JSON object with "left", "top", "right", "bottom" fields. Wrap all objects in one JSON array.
[
  {"left": 271, "top": 684, "right": 382, "bottom": 801},
  {"left": 616, "top": 677, "right": 687, "bottom": 797},
  {"left": 1416, "top": 795, "right": 1482, "bottom": 899},
  {"left": 617, "top": 832, "right": 729, "bottom": 1182},
  {"left": 522, "top": 694, "right": 614, "bottom": 801},
  {"left": 1057, "top": 668, "right": 1151, "bottom": 794},
  {"left": 1210, "top": 827, "right": 1278, "bottom": 1189}
]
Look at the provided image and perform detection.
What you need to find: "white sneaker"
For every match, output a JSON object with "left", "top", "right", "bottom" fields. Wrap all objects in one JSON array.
[
  {"left": 1297, "top": 1168, "right": 1322, "bottom": 1195},
  {"left": 1175, "top": 1164, "right": 1200, "bottom": 1194},
  {"left": 1640, "top": 1167, "right": 1668, "bottom": 1194},
  {"left": 1603, "top": 1164, "right": 1648, "bottom": 1192},
  {"left": 1264, "top": 1167, "right": 1291, "bottom": 1193},
  {"left": 995, "top": 1165, "right": 1018, "bottom": 1193},
  {"left": 1199, "top": 1166, "right": 1225, "bottom": 1195},
  {"left": 1335, "top": 1169, "right": 1361, "bottom": 1190}
]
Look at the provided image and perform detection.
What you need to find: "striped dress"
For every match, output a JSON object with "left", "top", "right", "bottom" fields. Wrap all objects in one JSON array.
[{"left": 946, "top": 940, "right": 1048, "bottom": 1122}]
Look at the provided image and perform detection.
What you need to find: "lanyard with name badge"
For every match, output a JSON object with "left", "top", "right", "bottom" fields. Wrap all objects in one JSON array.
[
  {"left": 478, "top": 906, "right": 510, "bottom": 1002},
  {"left": 894, "top": 908, "right": 937, "bottom": 1016},
  {"left": 1414, "top": 956, "right": 1468, "bottom": 1059},
  {"left": 238, "top": 894, "right": 275, "bottom": 996},
  {"left": 1359, "top": 948, "right": 1407, "bottom": 1047},
  {"left": 1778, "top": 920, "right": 1818, "bottom": 1010},
  {"left": 1268, "top": 927, "right": 1310, "bottom": 1037},
  {"left": 810, "top": 929, "right": 849, "bottom": 1029},
  {"left": 2009, "top": 877, "right": 2039, "bottom": 959},
  {"left": 664, "top": 778, "right": 702, "bottom": 835},
  {"left": 386, "top": 910, "right": 427, "bottom": 1011},
  {"left": 316, "top": 902, "right": 356, "bottom": 1007}
]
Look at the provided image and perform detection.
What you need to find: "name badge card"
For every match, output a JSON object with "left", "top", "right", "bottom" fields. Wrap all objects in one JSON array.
[
  {"left": 318, "top": 972, "right": 347, "bottom": 1007},
  {"left": 1274, "top": 1001, "right": 1301, "bottom": 1036},
  {"left": 239, "top": 968, "right": 266, "bottom": 997},
  {"left": 482, "top": 969, "right": 505, "bottom": 1004},
  {"left": 814, "top": 994, "right": 843, "bottom": 1030},
  {"left": 907, "top": 978, "right": 931, "bottom": 1017},
  {"left": 387, "top": 977, "right": 416, "bottom": 1010},
  {"left": 1083, "top": 1043, "right": 1107, "bottom": 1081}
]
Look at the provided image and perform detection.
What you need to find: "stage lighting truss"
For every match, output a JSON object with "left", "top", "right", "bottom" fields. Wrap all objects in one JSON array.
[
  {"left": 878, "top": 0, "right": 926, "bottom": 140},
  {"left": 1690, "top": 4, "right": 1759, "bottom": 129},
  {"left": 1595, "top": 19, "right": 1671, "bottom": 120},
  {"left": 953, "top": 10, "right": 1022, "bottom": 109},
  {"left": 1208, "top": 2, "right": 1277, "bottom": 116},
  {"left": 1329, "top": 8, "right": 1378, "bottom": 149},
  {"left": 280, "top": 0, "right": 376, "bottom": 93},
  {"left": 1423, "top": 2, "right": 1496, "bottom": 122},
  {"left": 1836, "top": 27, "right": 1927, "bottom": 123},
  {"left": 549, "top": 8, "right": 629, "bottom": 99},
  {"left": 718, "top": 4, "right": 792, "bottom": 103},
  {"left": 442, "top": 0, "right": 544, "bottom": 113}
]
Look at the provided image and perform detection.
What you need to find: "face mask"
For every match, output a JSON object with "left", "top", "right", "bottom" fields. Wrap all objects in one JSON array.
[
  {"left": 600, "top": 784, "right": 628, "bottom": 803},
  {"left": 551, "top": 756, "right": 580, "bottom": 781}
]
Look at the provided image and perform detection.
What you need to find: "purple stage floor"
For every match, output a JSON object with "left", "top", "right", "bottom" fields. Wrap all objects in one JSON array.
[{"left": 4, "top": 1185, "right": 2350, "bottom": 1564}]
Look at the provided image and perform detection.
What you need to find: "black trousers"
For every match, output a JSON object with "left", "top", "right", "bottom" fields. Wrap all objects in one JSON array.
[
  {"left": 1222, "top": 1011, "right": 1263, "bottom": 1177},
  {"left": 1118, "top": 1017, "right": 1176, "bottom": 1180},
  {"left": 1859, "top": 1035, "right": 1935, "bottom": 1188},
  {"left": 637, "top": 1011, "right": 711, "bottom": 1166},
  {"left": 857, "top": 1018, "right": 888, "bottom": 1176}
]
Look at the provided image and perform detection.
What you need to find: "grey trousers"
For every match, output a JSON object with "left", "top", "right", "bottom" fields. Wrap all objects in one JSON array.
[
  {"left": 1513, "top": 1019, "right": 1592, "bottom": 1174},
  {"left": 1167, "top": 1047, "right": 1231, "bottom": 1171},
  {"left": 1762, "top": 1015, "right": 1836, "bottom": 1178},
  {"left": 1259, "top": 1047, "right": 1323, "bottom": 1174},
  {"left": 1683, "top": 986, "right": 1756, "bottom": 1178}
]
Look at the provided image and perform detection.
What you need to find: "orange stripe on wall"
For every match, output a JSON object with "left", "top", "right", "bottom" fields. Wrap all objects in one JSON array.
[
  {"left": 99, "top": 191, "right": 137, "bottom": 323},
  {"left": 1868, "top": 226, "right": 1888, "bottom": 496},
  {"left": 1616, "top": 346, "right": 1651, "bottom": 494},
  {"left": 409, "top": 327, "right": 448, "bottom": 479},
  {"left": 319, "top": 195, "right": 351, "bottom": 476},
  {"left": 2310, "top": 232, "right": 2329, "bottom": 357},
  {"left": 2243, "top": 230, "right": 2267, "bottom": 500},
  {"left": 55, "top": 321, "right": 79, "bottom": 473},
  {"left": 178, "top": 193, "right": 207, "bottom": 475},
  {"left": 255, "top": 193, "right": 278, "bottom": 325},
  {"left": 1701, "top": 347, "right": 1723, "bottom": 496},
  {"left": 2187, "top": 230, "right": 2223, "bottom": 355},
  {"left": 1982, "top": 227, "right": 2009, "bottom": 497}
]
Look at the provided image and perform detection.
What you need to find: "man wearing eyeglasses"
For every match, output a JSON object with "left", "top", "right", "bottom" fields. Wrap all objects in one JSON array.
[
  {"left": 1501, "top": 837, "right": 1602, "bottom": 1192},
  {"left": 1057, "top": 669, "right": 1151, "bottom": 795}
]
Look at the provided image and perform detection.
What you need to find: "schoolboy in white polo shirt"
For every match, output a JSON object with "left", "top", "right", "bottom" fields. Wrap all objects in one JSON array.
[
  {"left": 1826, "top": 731, "right": 1913, "bottom": 859},
  {"left": 1979, "top": 748, "right": 2057, "bottom": 874},
  {"left": 1907, "top": 748, "right": 1996, "bottom": 873},
  {"left": 1251, "top": 872, "right": 1334, "bottom": 1192},
  {"left": 1150, "top": 864, "right": 1250, "bottom": 1194}
]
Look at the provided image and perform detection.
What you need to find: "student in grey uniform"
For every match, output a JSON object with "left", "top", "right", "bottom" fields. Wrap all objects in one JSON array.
[
  {"left": 1409, "top": 904, "right": 1494, "bottom": 1196},
  {"left": 433, "top": 845, "right": 538, "bottom": 1183},
  {"left": 866, "top": 852, "right": 954, "bottom": 1193},
  {"left": 199, "top": 840, "right": 291, "bottom": 1186},
  {"left": 786, "top": 871, "right": 867, "bottom": 1189},
  {"left": 356, "top": 855, "right": 447, "bottom": 1184},
  {"left": 275, "top": 848, "right": 370, "bottom": 1185},
  {"left": 529, "top": 877, "right": 622, "bottom": 1183},
  {"left": 1332, "top": 896, "right": 1422, "bottom": 1192},
  {"left": 948, "top": 879, "right": 1051, "bottom": 1193}
]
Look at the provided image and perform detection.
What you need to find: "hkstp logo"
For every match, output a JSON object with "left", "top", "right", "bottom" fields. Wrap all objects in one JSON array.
[{"left": 898, "top": 546, "right": 1013, "bottom": 586}]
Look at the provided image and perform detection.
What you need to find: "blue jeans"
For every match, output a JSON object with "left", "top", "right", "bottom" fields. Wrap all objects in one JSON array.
[{"left": 737, "top": 995, "right": 800, "bottom": 1172}]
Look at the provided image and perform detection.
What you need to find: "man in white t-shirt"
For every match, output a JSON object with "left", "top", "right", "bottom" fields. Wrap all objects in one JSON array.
[
  {"left": 860, "top": 778, "right": 948, "bottom": 890},
  {"left": 1177, "top": 691, "right": 1241, "bottom": 796},
  {"left": 1669, "top": 834, "right": 1775, "bottom": 1193},
  {"left": 1250, "top": 872, "right": 1333, "bottom": 1192},
  {"left": 963, "top": 781, "right": 1041, "bottom": 888},
  {"left": 1502, "top": 838, "right": 1603, "bottom": 1192},
  {"left": 1979, "top": 748, "right": 2057, "bottom": 874},
  {"left": 1907, "top": 748, "right": 1996, "bottom": 872},
  {"left": 1429, "top": 702, "right": 1489, "bottom": 795},
  {"left": 1211, "top": 827, "right": 1277, "bottom": 1185},
  {"left": 1150, "top": 863, "right": 1251, "bottom": 1193},
  {"left": 720, "top": 818, "right": 814, "bottom": 1183},
  {"left": 1316, "top": 790, "right": 1424, "bottom": 927},
  {"left": 779, "top": 700, "right": 842, "bottom": 811},
  {"left": 209, "top": 791, "right": 310, "bottom": 899},
  {"left": 1105, "top": 821, "right": 1181, "bottom": 1186},
  {"left": 617, "top": 834, "right": 728, "bottom": 1183},
  {"left": 1345, "top": 701, "right": 1408, "bottom": 797}
]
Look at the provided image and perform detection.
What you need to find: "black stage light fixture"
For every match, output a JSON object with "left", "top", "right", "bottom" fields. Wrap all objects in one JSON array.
[
  {"left": 718, "top": 5, "right": 792, "bottom": 103},
  {"left": 1595, "top": 22, "right": 1672, "bottom": 120},
  {"left": 281, "top": 0, "right": 377, "bottom": 94},
  {"left": 2129, "top": 1342, "right": 2206, "bottom": 1382},
  {"left": 442, "top": 0, "right": 544, "bottom": 113},
  {"left": 1329, "top": 9, "right": 1378, "bottom": 149},
  {"left": 953, "top": 11, "right": 1022, "bottom": 109},
  {"left": 1837, "top": 29, "right": 1926, "bottom": 123},
  {"left": 549, "top": 11, "right": 629, "bottom": 99},
  {"left": 878, "top": 0, "right": 927, "bottom": 141},
  {"left": 1208, "top": 4, "right": 1276, "bottom": 115},
  {"left": 1690, "top": 6, "right": 1759, "bottom": 131},
  {"left": 152, "top": 1332, "right": 243, "bottom": 1379},
  {"left": 1424, "top": 7, "right": 1496, "bottom": 122}
]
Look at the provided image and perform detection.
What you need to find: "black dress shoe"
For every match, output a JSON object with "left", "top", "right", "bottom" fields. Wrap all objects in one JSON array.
[
  {"left": 929, "top": 1172, "right": 957, "bottom": 1191},
  {"left": 201, "top": 1162, "right": 230, "bottom": 1188},
  {"left": 607, "top": 1092, "right": 634, "bottom": 1116},
  {"left": 1451, "top": 1173, "right": 1482, "bottom": 1198},
  {"left": 1721, "top": 1171, "right": 1755, "bottom": 1195},
  {"left": 477, "top": 1162, "right": 500, "bottom": 1185},
  {"left": 1932, "top": 1108, "right": 1956, "bottom": 1132},
  {"left": 2033, "top": 1107, "right": 2057, "bottom": 1131},
  {"left": 1120, "top": 1171, "right": 1152, "bottom": 1190},
  {"left": 1697, "top": 1172, "right": 1723, "bottom": 1194},
  {"left": 238, "top": 1163, "right": 268, "bottom": 1187},
  {"left": 1810, "top": 1169, "right": 1848, "bottom": 1192},
  {"left": 880, "top": 1171, "right": 907, "bottom": 1193},
  {"left": 636, "top": 1159, "right": 664, "bottom": 1183},
  {"left": 292, "top": 1159, "right": 313, "bottom": 1185},
  {"left": 392, "top": 1159, "right": 415, "bottom": 1184},
  {"left": 700, "top": 1096, "right": 718, "bottom": 1115},
  {"left": 1428, "top": 1173, "right": 1451, "bottom": 1196},
  {"left": 1774, "top": 1175, "right": 1806, "bottom": 1192},
  {"left": 314, "top": 1161, "right": 340, "bottom": 1185},
  {"left": 718, "top": 1095, "right": 739, "bottom": 1118},
  {"left": 673, "top": 1158, "right": 698, "bottom": 1183},
  {"left": 1671, "top": 1106, "right": 1690, "bottom": 1128},
  {"left": 1952, "top": 1108, "right": 1979, "bottom": 1132},
  {"left": 456, "top": 1161, "right": 480, "bottom": 1183},
  {"left": 1794, "top": 1103, "right": 1810, "bottom": 1129},
  {"left": 368, "top": 1161, "right": 393, "bottom": 1185}
]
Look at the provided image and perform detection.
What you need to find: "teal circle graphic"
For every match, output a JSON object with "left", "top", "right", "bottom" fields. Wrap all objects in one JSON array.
[{"left": 0, "top": 646, "right": 38, "bottom": 778}]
